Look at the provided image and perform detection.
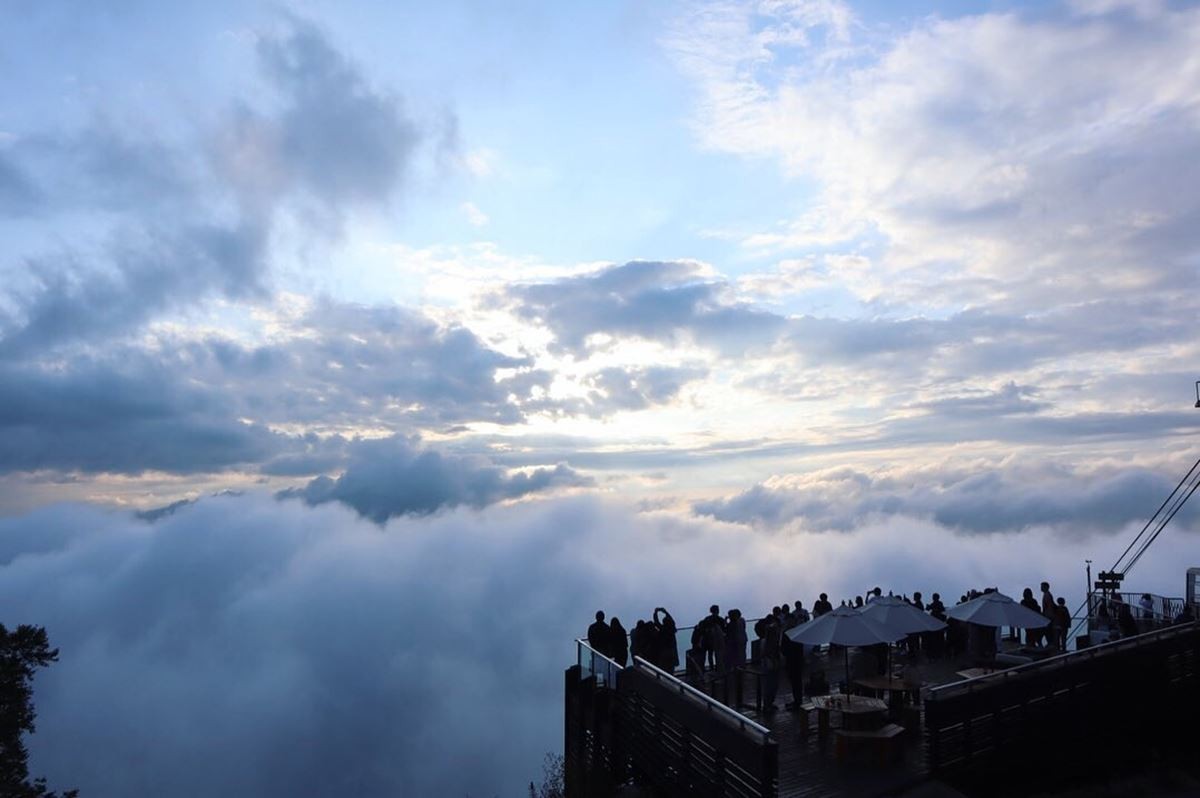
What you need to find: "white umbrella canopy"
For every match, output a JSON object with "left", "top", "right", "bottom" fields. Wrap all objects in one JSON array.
[
  {"left": 858, "top": 595, "right": 948, "bottom": 635},
  {"left": 786, "top": 604, "right": 906, "bottom": 646},
  {"left": 946, "top": 591, "right": 1049, "bottom": 628}
]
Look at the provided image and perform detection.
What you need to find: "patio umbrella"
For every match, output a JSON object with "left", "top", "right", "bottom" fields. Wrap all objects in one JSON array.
[
  {"left": 946, "top": 591, "right": 1049, "bottom": 666},
  {"left": 858, "top": 595, "right": 947, "bottom": 634},
  {"left": 785, "top": 605, "right": 905, "bottom": 701},
  {"left": 946, "top": 591, "right": 1049, "bottom": 628},
  {"left": 858, "top": 595, "right": 947, "bottom": 683}
]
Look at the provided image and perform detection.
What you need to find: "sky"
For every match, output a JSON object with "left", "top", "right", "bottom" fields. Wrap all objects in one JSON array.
[{"left": 3, "top": 0, "right": 1200, "bottom": 795}]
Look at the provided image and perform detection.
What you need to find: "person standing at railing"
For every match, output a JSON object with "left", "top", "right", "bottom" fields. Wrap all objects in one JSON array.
[
  {"left": 813, "top": 593, "right": 833, "bottom": 617},
  {"left": 609, "top": 617, "right": 628, "bottom": 666},
  {"left": 759, "top": 613, "right": 782, "bottom": 713},
  {"left": 1041, "top": 582, "right": 1058, "bottom": 651},
  {"left": 588, "top": 610, "right": 611, "bottom": 658},
  {"left": 694, "top": 605, "right": 725, "bottom": 671},
  {"left": 1139, "top": 594, "right": 1155, "bottom": 632},
  {"left": 1020, "top": 588, "right": 1043, "bottom": 647},
  {"left": 725, "top": 608, "right": 747, "bottom": 670},
  {"left": 1117, "top": 601, "right": 1138, "bottom": 638},
  {"left": 1053, "top": 598, "right": 1070, "bottom": 650},
  {"left": 653, "top": 608, "right": 679, "bottom": 672}
]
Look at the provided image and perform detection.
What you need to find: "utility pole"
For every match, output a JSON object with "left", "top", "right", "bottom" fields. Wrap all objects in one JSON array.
[{"left": 1085, "top": 560, "right": 1092, "bottom": 617}]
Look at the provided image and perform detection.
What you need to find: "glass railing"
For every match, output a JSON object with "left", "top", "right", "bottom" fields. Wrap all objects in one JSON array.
[
  {"left": 632, "top": 655, "right": 772, "bottom": 741},
  {"left": 576, "top": 638, "right": 622, "bottom": 688}
]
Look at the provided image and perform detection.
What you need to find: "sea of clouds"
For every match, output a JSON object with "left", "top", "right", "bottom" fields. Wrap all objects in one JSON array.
[{"left": 3, "top": 492, "right": 1194, "bottom": 797}]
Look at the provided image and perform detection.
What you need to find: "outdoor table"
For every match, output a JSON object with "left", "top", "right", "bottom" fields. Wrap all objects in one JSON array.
[
  {"left": 955, "top": 667, "right": 998, "bottom": 680},
  {"left": 853, "top": 675, "right": 922, "bottom": 705},
  {"left": 809, "top": 694, "right": 888, "bottom": 733}
]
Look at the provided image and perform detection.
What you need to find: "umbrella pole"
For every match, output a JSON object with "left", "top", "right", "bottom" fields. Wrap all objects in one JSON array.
[{"left": 844, "top": 648, "right": 851, "bottom": 704}]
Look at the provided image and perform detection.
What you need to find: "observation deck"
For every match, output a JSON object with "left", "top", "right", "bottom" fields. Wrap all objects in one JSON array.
[{"left": 565, "top": 594, "right": 1199, "bottom": 797}]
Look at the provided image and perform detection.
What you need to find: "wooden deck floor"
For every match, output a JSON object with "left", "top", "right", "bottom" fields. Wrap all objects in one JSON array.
[{"left": 705, "top": 644, "right": 1021, "bottom": 798}]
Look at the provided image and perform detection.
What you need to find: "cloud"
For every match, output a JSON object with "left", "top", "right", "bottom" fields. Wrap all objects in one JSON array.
[
  {"left": 1, "top": 16, "right": 430, "bottom": 359},
  {"left": 188, "top": 298, "right": 542, "bottom": 430},
  {"left": 694, "top": 459, "right": 1197, "bottom": 535},
  {"left": 0, "top": 353, "right": 289, "bottom": 475},
  {"left": 0, "top": 221, "right": 268, "bottom": 360},
  {"left": 2, "top": 492, "right": 1194, "bottom": 797},
  {"left": 461, "top": 201, "right": 489, "bottom": 226},
  {"left": 280, "top": 435, "right": 592, "bottom": 522},
  {"left": 503, "top": 260, "right": 787, "bottom": 355},
  {"left": 0, "top": 292, "right": 564, "bottom": 481},
  {"left": 578, "top": 365, "right": 708, "bottom": 416},
  {"left": 0, "top": 150, "right": 41, "bottom": 215},
  {"left": 226, "top": 16, "right": 421, "bottom": 219},
  {"left": 668, "top": 2, "right": 1200, "bottom": 311}
]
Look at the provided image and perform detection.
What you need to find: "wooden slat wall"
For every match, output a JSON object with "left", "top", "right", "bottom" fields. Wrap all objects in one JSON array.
[
  {"left": 924, "top": 622, "right": 1200, "bottom": 792},
  {"left": 619, "top": 667, "right": 778, "bottom": 798},
  {"left": 564, "top": 664, "right": 779, "bottom": 798}
]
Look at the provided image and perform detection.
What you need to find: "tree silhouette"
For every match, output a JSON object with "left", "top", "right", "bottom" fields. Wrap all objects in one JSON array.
[{"left": 0, "top": 624, "right": 77, "bottom": 798}]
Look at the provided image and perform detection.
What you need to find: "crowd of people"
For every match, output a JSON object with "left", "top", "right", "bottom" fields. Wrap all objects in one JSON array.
[
  {"left": 584, "top": 581, "right": 1194, "bottom": 710},
  {"left": 586, "top": 608, "right": 680, "bottom": 671}
]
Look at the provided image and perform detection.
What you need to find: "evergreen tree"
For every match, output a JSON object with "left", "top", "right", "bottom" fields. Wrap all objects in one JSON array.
[{"left": 0, "top": 624, "right": 77, "bottom": 798}]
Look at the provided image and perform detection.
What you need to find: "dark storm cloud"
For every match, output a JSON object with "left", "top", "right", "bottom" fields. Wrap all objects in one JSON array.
[
  {"left": 503, "top": 260, "right": 786, "bottom": 355},
  {"left": 0, "top": 355, "right": 287, "bottom": 475},
  {"left": 167, "top": 300, "right": 544, "bottom": 431},
  {"left": 280, "top": 435, "right": 592, "bottom": 522},
  {"left": 0, "top": 294, "right": 562, "bottom": 479},
  {"left": 694, "top": 462, "right": 1193, "bottom": 535}
]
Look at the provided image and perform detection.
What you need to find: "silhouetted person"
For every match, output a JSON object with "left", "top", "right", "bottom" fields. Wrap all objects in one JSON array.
[
  {"left": 867, "top": 586, "right": 882, "bottom": 604},
  {"left": 588, "top": 610, "right": 611, "bottom": 657},
  {"left": 793, "top": 600, "right": 810, "bottom": 624},
  {"left": 781, "top": 629, "right": 805, "bottom": 709},
  {"left": 1021, "top": 588, "right": 1042, "bottom": 647},
  {"left": 654, "top": 608, "right": 679, "bottom": 671},
  {"left": 709, "top": 617, "right": 727, "bottom": 672},
  {"left": 814, "top": 593, "right": 833, "bottom": 617},
  {"left": 1118, "top": 602, "right": 1138, "bottom": 638},
  {"left": 696, "top": 604, "right": 725, "bottom": 670},
  {"left": 929, "top": 593, "right": 946, "bottom": 619},
  {"left": 1054, "top": 598, "right": 1070, "bottom": 650},
  {"left": 646, "top": 619, "right": 663, "bottom": 662},
  {"left": 1041, "top": 582, "right": 1058, "bottom": 650},
  {"left": 631, "top": 619, "right": 646, "bottom": 660},
  {"left": 609, "top": 617, "right": 628, "bottom": 666},
  {"left": 924, "top": 592, "right": 946, "bottom": 659},
  {"left": 1138, "top": 594, "right": 1155, "bottom": 631},
  {"left": 725, "top": 608, "right": 747, "bottom": 669},
  {"left": 854, "top": 595, "right": 865, "bottom": 609},
  {"left": 760, "top": 614, "right": 782, "bottom": 712}
]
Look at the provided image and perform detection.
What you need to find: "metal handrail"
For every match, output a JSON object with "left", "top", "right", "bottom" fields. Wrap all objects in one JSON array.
[
  {"left": 576, "top": 638, "right": 623, "bottom": 688},
  {"left": 632, "top": 655, "right": 772, "bottom": 739},
  {"left": 927, "top": 619, "right": 1199, "bottom": 700}
]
